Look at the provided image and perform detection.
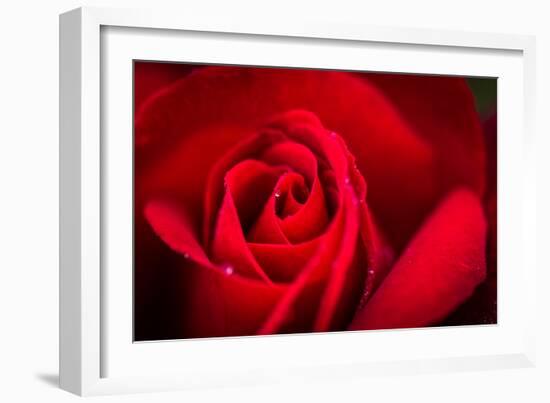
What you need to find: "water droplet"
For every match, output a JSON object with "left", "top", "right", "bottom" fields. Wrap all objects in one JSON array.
[
  {"left": 368, "top": 269, "right": 374, "bottom": 275},
  {"left": 183, "top": 252, "right": 190, "bottom": 259},
  {"left": 274, "top": 189, "right": 282, "bottom": 198},
  {"left": 358, "top": 291, "right": 370, "bottom": 308},
  {"left": 329, "top": 131, "right": 338, "bottom": 139},
  {"left": 223, "top": 264, "right": 234, "bottom": 276},
  {"left": 344, "top": 176, "right": 351, "bottom": 186}
]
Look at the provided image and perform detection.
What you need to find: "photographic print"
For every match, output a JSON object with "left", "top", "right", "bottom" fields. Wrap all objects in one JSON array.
[{"left": 133, "top": 63, "right": 497, "bottom": 341}]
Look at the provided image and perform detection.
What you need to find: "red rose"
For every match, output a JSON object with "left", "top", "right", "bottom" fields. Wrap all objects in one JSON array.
[{"left": 134, "top": 64, "right": 493, "bottom": 340}]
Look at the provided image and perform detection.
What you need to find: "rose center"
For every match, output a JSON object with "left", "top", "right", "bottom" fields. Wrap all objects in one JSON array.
[{"left": 274, "top": 174, "right": 310, "bottom": 219}]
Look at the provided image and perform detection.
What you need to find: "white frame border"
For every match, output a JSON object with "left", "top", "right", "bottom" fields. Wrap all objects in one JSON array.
[{"left": 59, "top": 6, "right": 537, "bottom": 396}]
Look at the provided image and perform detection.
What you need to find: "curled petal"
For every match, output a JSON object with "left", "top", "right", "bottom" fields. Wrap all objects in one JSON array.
[
  {"left": 360, "top": 204, "right": 395, "bottom": 298},
  {"left": 443, "top": 112, "right": 497, "bottom": 325},
  {"left": 144, "top": 199, "right": 212, "bottom": 268},
  {"left": 313, "top": 189, "right": 362, "bottom": 331},
  {"left": 246, "top": 189, "right": 290, "bottom": 244},
  {"left": 203, "top": 131, "right": 285, "bottom": 247},
  {"left": 349, "top": 189, "right": 487, "bottom": 331},
  {"left": 257, "top": 201, "right": 349, "bottom": 334},
  {"left": 223, "top": 159, "right": 286, "bottom": 231},
  {"left": 260, "top": 141, "right": 318, "bottom": 186},
  {"left": 211, "top": 190, "right": 273, "bottom": 283},
  {"left": 177, "top": 261, "right": 287, "bottom": 338},
  {"left": 364, "top": 74, "right": 486, "bottom": 247},
  {"left": 248, "top": 239, "right": 320, "bottom": 283},
  {"left": 143, "top": 199, "right": 288, "bottom": 337},
  {"left": 279, "top": 173, "right": 329, "bottom": 243},
  {"left": 137, "top": 124, "right": 247, "bottom": 237},
  {"left": 136, "top": 67, "right": 440, "bottom": 250}
]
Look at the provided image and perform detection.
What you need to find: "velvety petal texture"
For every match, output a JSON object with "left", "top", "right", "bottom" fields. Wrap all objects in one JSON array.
[
  {"left": 134, "top": 62, "right": 493, "bottom": 340},
  {"left": 140, "top": 108, "right": 393, "bottom": 337},
  {"left": 349, "top": 189, "right": 487, "bottom": 330},
  {"left": 135, "top": 67, "right": 441, "bottom": 250}
]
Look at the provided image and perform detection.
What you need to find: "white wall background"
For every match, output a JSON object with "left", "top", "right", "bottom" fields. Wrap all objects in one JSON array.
[{"left": 0, "top": 0, "right": 548, "bottom": 401}]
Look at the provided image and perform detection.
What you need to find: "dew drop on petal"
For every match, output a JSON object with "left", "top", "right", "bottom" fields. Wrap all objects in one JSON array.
[
  {"left": 329, "top": 131, "right": 338, "bottom": 139},
  {"left": 358, "top": 291, "right": 370, "bottom": 309},
  {"left": 183, "top": 252, "right": 190, "bottom": 259},
  {"left": 274, "top": 189, "right": 282, "bottom": 198},
  {"left": 223, "top": 264, "right": 234, "bottom": 276}
]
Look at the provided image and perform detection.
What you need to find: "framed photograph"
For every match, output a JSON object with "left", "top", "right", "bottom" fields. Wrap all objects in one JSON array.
[{"left": 59, "top": 6, "right": 537, "bottom": 396}]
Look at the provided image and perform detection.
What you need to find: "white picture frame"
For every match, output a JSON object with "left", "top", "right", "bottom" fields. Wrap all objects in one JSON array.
[{"left": 59, "top": 6, "right": 537, "bottom": 396}]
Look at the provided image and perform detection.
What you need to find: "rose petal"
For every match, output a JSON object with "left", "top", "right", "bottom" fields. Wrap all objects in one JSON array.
[
  {"left": 263, "top": 110, "right": 349, "bottom": 181},
  {"left": 177, "top": 261, "right": 287, "bottom": 338},
  {"left": 272, "top": 172, "right": 308, "bottom": 218},
  {"left": 144, "top": 199, "right": 213, "bottom": 268},
  {"left": 442, "top": 112, "right": 497, "bottom": 325},
  {"left": 211, "top": 190, "right": 273, "bottom": 283},
  {"left": 246, "top": 167, "right": 327, "bottom": 246},
  {"left": 248, "top": 238, "right": 320, "bottom": 283},
  {"left": 134, "top": 207, "right": 186, "bottom": 341},
  {"left": 257, "top": 201, "right": 348, "bottom": 334},
  {"left": 364, "top": 73, "right": 485, "bottom": 193},
  {"left": 364, "top": 73, "right": 486, "bottom": 246},
  {"left": 251, "top": 110, "right": 374, "bottom": 330},
  {"left": 203, "top": 131, "right": 285, "bottom": 247},
  {"left": 243, "top": 112, "right": 342, "bottom": 245},
  {"left": 313, "top": 189, "right": 362, "bottom": 331},
  {"left": 261, "top": 141, "right": 318, "bottom": 186},
  {"left": 137, "top": 124, "right": 247, "bottom": 238},
  {"left": 142, "top": 199, "right": 288, "bottom": 338},
  {"left": 357, "top": 204, "right": 395, "bottom": 302},
  {"left": 223, "top": 159, "right": 286, "bottom": 231},
  {"left": 135, "top": 67, "right": 439, "bottom": 250},
  {"left": 246, "top": 188, "right": 290, "bottom": 244},
  {"left": 134, "top": 61, "right": 194, "bottom": 118},
  {"left": 349, "top": 189, "right": 487, "bottom": 330},
  {"left": 278, "top": 180, "right": 306, "bottom": 217},
  {"left": 279, "top": 173, "right": 329, "bottom": 243}
]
